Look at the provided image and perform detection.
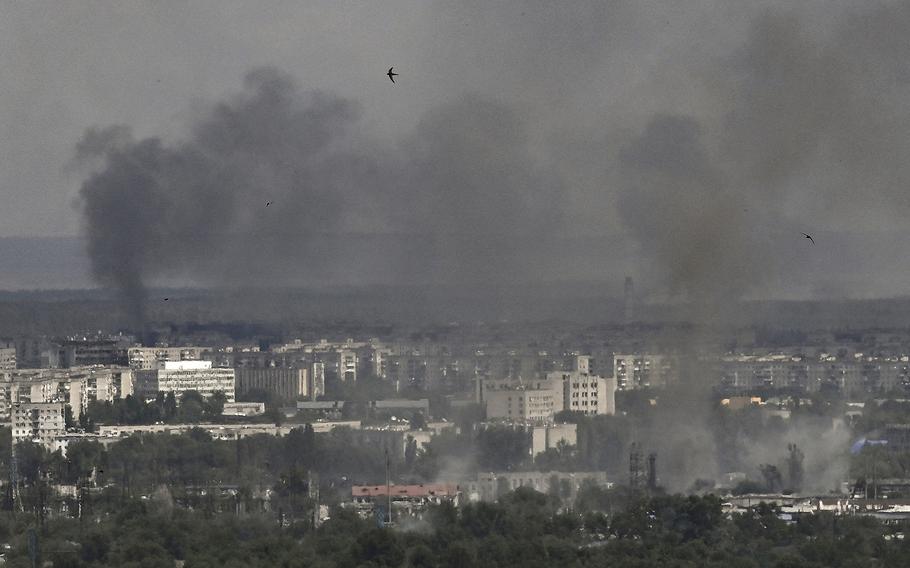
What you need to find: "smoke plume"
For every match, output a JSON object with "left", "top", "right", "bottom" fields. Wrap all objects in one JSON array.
[
  {"left": 77, "top": 2, "right": 910, "bottom": 326},
  {"left": 78, "top": 69, "right": 563, "bottom": 329}
]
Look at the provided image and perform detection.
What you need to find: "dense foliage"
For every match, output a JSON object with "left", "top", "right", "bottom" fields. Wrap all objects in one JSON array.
[{"left": 0, "top": 489, "right": 908, "bottom": 567}]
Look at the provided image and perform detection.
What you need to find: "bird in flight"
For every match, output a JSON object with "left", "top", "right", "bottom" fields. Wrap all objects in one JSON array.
[
  {"left": 387, "top": 67, "right": 398, "bottom": 83},
  {"left": 163, "top": 298, "right": 169, "bottom": 301},
  {"left": 801, "top": 232, "right": 815, "bottom": 244},
  {"left": 266, "top": 201, "right": 271, "bottom": 207}
]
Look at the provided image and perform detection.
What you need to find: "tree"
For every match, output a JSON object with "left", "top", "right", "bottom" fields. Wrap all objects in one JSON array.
[
  {"left": 79, "top": 409, "right": 96, "bottom": 433},
  {"left": 178, "top": 391, "right": 205, "bottom": 423},
  {"left": 204, "top": 391, "right": 226, "bottom": 421},
  {"left": 284, "top": 425, "right": 316, "bottom": 469},
  {"left": 404, "top": 435, "right": 418, "bottom": 469},
  {"left": 786, "top": 443, "right": 805, "bottom": 493},
  {"left": 64, "top": 406, "right": 75, "bottom": 430},
  {"left": 163, "top": 391, "right": 178, "bottom": 422}
]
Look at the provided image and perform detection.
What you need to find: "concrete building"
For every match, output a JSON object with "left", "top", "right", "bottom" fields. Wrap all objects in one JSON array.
[
  {"left": 613, "top": 354, "right": 672, "bottom": 390},
  {"left": 235, "top": 367, "right": 308, "bottom": 402},
  {"left": 135, "top": 360, "right": 235, "bottom": 402},
  {"left": 0, "top": 339, "right": 16, "bottom": 371},
  {"left": 222, "top": 402, "right": 266, "bottom": 417},
  {"left": 95, "top": 420, "right": 361, "bottom": 440},
  {"left": 15, "top": 337, "right": 63, "bottom": 368},
  {"left": 12, "top": 402, "right": 65, "bottom": 449},
  {"left": 349, "top": 483, "right": 461, "bottom": 519},
  {"left": 371, "top": 399, "right": 430, "bottom": 416},
  {"left": 0, "top": 366, "right": 132, "bottom": 421},
  {"left": 58, "top": 336, "right": 130, "bottom": 367},
  {"left": 297, "top": 400, "right": 347, "bottom": 418},
  {"left": 128, "top": 346, "right": 205, "bottom": 370},
  {"left": 485, "top": 387, "right": 560, "bottom": 422},
  {"left": 311, "top": 361, "right": 326, "bottom": 399},
  {"left": 531, "top": 423, "right": 577, "bottom": 456},
  {"left": 481, "top": 372, "right": 616, "bottom": 421},
  {"left": 464, "top": 471, "right": 610, "bottom": 502},
  {"left": 549, "top": 371, "right": 616, "bottom": 416}
]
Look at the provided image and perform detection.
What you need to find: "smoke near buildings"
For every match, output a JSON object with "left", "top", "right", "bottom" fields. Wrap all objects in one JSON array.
[{"left": 74, "top": 2, "right": 910, "bottom": 326}]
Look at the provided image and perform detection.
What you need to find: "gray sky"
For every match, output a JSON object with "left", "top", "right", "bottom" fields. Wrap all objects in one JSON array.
[{"left": 3, "top": 1, "right": 910, "bottom": 300}]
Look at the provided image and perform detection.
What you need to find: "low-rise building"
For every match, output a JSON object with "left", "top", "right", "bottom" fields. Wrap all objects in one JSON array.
[
  {"left": 349, "top": 483, "right": 461, "bottom": 519},
  {"left": 531, "top": 423, "right": 577, "bottom": 456},
  {"left": 464, "top": 470, "right": 610, "bottom": 502},
  {"left": 222, "top": 401, "right": 266, "bottom": 417}
]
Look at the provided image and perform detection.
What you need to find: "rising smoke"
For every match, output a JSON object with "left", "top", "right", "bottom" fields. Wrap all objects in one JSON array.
[
  {"left": 78, "top": 68, "right": 564, "bottom": 330},
  {"left": 78, "top": 4, "right": 910, "bottom": 325}
]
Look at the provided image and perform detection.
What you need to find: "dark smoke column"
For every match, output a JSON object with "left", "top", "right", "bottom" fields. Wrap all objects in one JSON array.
[
  {"left": 76, "top": 68, "right": 367, "bottom": 336},
  {"left": 80, "top": 138, "right": 174, "bottom": 337}
]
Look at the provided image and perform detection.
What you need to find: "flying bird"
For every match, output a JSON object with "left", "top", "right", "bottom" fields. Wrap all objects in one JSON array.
[
  {"left": 266, "top": 201, "right": 271, "bottom": 207},
  {"left": 801, "top": 232, "right": 815, "bottom": 244},
  {"left": 163, "top": 298, "right": 169, "bottom": 301},
  {"left": 387, "top": 67, "right": 398, "bottom": 83}
]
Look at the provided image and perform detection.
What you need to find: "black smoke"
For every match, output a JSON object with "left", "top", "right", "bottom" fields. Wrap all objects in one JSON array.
[{"left": 78, "top": 69, "right": 565, "bottom": 329}]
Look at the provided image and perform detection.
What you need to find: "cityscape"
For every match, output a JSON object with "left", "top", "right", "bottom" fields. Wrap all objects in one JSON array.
[{"left": 5, "top": 1, "right": 910, "bottom": 566}]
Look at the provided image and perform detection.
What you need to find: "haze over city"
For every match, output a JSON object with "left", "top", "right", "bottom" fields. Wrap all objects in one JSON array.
[{"left": 4, "top": 2, "right": 910, "bottom": 567}]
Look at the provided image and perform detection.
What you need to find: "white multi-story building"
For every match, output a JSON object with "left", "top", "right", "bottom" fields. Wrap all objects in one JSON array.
[
  {"left": 12, "top": 402, "right": 65, "bottom": 448},
  {"left": 484, "top": 387, "right": 559, "bottom": 422},
  {"left": 136, "top": 360, "right": 235, "bottom": 401},
  {"left": 0, "top": 366, "right": 132, "bottom": 421},
  {"left": 547, "top": 371, "right": 616, "bottom": 416},
  {"left": 481, "top": 371, "right": 616, "bottom": 421},
  {"left": 128, "top": 346, "right": 206, "bottom": 370}
]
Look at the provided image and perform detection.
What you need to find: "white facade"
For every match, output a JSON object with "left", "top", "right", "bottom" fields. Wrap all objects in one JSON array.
[
  {"left": 12, "top": 403, "right": 65, "bottom": 449},
  {"left": 136, "top": 360, "right": 235, "bottom": 401},
  {"left": 0, "top": 366, "right": 132, "bottom": 421},
  {"left": 531, "top": 423, "right": 578, "bottom": 456},
  {"left": 485, "top": 388, "right": 559, "bottom": 422},
  {"left": 481, "top": 372, "right": 615, "bottom": 421},
  {"left": 548, "top": 371, "right": 616, "bottom": 416},
  {"left": 128, "top": 346, "right": 205, "bottom": 370}
]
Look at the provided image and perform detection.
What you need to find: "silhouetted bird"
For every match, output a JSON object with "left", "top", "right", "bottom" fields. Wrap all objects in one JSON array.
[
  {"left": 801, "top": 232, "right": 815, "bottom": 244},
  {"left": 387, "top": 67, "right": 398, "bottom": 83},
  {"left": 266, "top": 201, "right": 271, "bottom": 207},
  {"left": 163, "top": 298, "right": 169, "bottom": 301}
]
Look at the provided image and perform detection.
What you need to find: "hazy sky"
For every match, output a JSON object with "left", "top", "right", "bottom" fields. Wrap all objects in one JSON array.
[{"left": 4, "top": 1, "right": 910, "bottom": 300}]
